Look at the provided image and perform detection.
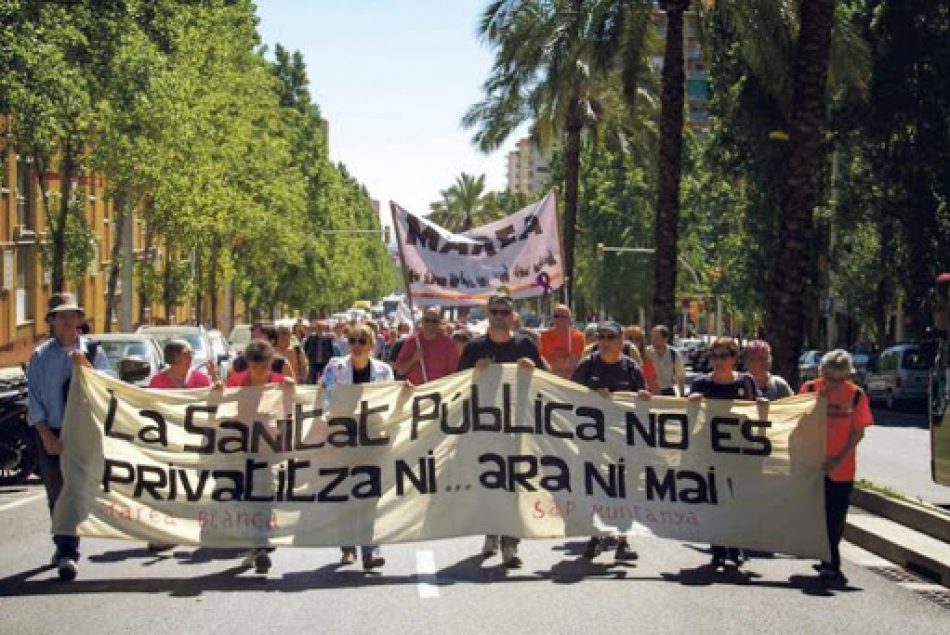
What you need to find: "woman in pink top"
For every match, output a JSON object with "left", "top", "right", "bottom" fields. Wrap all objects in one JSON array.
[{"left": 148, "top": 339, "right": 216, "bottom": 389}]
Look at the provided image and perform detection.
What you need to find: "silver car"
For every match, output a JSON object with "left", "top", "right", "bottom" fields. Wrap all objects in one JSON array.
[
  {"left": 94, "top": 333, "right": 164, "bottom": 387},
  {"left": 866, "top": 343, "right": 931, "bottom": 409},
  {"left": 136, "top": 325, "right": 216, "bottom": 378}
]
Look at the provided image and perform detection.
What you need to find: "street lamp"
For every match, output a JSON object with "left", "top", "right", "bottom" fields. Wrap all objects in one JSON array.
[{"left": 596, "top": 243, "right": 722, "bottom": 335}]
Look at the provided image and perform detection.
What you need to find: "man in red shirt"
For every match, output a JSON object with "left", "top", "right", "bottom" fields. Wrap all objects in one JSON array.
[
  {"left": 392, "top": 306, "right": 459, "bottom": 385},
  {"left": 539, "top": 304, "right": 585, "bottom": 379},
  {"left": 799, "top": 349, "right": 873, "bottom": 585}
]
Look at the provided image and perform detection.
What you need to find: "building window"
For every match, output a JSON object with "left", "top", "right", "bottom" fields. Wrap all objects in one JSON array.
[
  {"left": 15, "top": 246, "right": 34, "bottom": 323},
  {"left": 15, "top": 157, "right": 33, "bottom": 231}
]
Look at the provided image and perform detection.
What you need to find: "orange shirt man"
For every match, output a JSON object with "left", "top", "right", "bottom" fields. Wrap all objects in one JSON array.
[{"left": 540, "top": 304, "right": 585, "bottom": 379}]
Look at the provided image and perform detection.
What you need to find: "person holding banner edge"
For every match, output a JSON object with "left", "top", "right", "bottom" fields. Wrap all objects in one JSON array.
[
  {"left": 321, "top": 323, "right": 393, "bottom": 570},
  {"left": 570, "top": 321, "right": 652, "bottom": 561},
  {"left": 457, "top": 292, "right": 545, "bottom": 569},
  {"left": 688, "top": 336, "right": 765, "bottom": 571},
  {"left": 27, "top": 293, "right": 109, "bottom": 581}
]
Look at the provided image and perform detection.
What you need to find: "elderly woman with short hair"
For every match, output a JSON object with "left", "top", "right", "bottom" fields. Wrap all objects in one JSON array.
[
  {"left": 148, "top": 339, "right": 215, "bottom": 389},
  {"left": 799, "top": 349, "right": 873, "bottom": 585},
  {"left": 743, "top": 340, "right": 792, "bottom": 401}
]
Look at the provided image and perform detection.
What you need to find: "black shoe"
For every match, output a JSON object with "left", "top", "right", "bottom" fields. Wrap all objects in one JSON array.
[
  {"left": 56, "top": 557, "right": 78, "bottom": 581},
  {"left": 340, "top": 548, "right": 357, "bottom": 565},
  {"left": 253, "top": 550, "right": 271, "bottom": 574},
  {"left": 362, "top": 554, "right": 385, "bottom": 570},
  {"left": 583, "top": 537, "right": 603, "bottom": 559},
  {"left": 709, "top": 555, "right": 726, "bottom": 569},
  {"left": 615, "top": 540, "right": 638, "bottom": 561}
]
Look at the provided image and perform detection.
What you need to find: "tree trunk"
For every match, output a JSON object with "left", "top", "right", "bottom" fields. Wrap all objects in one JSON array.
[
  {"left": 764, "top": 0, "right": 836, "bottom": 386},
  {"left": 103, "top": 190, "right": 127, "bottom": 333},
  {"left": 209, "top": 235, "right": 220, "bottom": 329},
  {"left": 163, "top": 236, "right": 174, "bottom": 321},
  {"left": 562, "top": 102, "right": 582, "bottom": 308},
  {"left": 652, "top": 3, "right": 688, "bottom": 329},
  {"left": 52, "top": 138, "right": 75, "bottom": 293},
  {"left": 138, "top": 219, "right": 154, "bottom": 325}
]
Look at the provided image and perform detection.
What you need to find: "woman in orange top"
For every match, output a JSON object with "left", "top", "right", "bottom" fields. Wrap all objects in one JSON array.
[{"left": 799, "top": 349, "right": 873, "bottom": 585}]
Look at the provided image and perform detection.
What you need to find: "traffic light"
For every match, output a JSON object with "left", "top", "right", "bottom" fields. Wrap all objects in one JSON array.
[{"left": 596, "top": 243, "right": 605, "bottom": 261}]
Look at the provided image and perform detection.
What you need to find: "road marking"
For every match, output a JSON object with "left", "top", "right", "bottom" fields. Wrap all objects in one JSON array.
[
  {"left": 0, "top": 492, "right": 45, "bottom": 514},
  {"left": 415, "top": 549, "right": 440, "bottom": 599}
]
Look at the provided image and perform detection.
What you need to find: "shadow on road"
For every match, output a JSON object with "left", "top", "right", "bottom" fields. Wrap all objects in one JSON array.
[{"left": 870, "top": 408, "right": 928, "bottom": 430}]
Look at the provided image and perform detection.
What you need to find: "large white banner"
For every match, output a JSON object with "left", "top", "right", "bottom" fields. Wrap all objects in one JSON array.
[
  {"left": 391, "top": 190, "right": 563, "bottom": 306},
  {"left": 54, "top": 365, "right": 830, "bottom": 560}
]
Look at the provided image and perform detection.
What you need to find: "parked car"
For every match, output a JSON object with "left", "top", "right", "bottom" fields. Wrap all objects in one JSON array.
[
  {"left": 865, "top": 343, "right": 931, "bottom": 409},
  {"left": 137, "top": 325, "right": 216, "bottom": 378},
  {"left": 95, "top": 333, "right": 164, "bottom": 387},
  {"left": 852, "top": 352, "right": 872, "bottom": 390},
  {"left": 798, "top": 350, "right": 825, "bottom": 385}
]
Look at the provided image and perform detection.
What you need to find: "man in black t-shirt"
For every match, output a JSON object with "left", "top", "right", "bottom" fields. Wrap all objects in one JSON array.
[
  {"left": 570, "top": 320, "right": 648, "bottom": 561},
  {"left": 457, "top": 292, "right": 543, "bottom": 569},
  {"left": 302, "top": 319, "right": 336, "bottom": 384}
]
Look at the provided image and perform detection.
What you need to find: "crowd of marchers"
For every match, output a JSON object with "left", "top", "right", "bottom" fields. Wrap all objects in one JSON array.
[{"left": 27, "top": 292, "right": 871, "bottom": 587}]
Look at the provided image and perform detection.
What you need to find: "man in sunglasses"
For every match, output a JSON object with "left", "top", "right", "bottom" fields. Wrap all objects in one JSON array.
[
  {"left": 540, "top": 303, "right": 585, "bottom": 379},
  {"left": 457, "top": 292, "right": 544, "bottom": 568},
  {"left": 392, "top": 306, "right": 459, "bottom": 385},
  {"left": 571, "top": 321, "right": 649, "bottom": 561}
]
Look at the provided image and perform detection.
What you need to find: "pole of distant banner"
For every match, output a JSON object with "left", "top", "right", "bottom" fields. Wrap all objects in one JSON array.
[
  {"left": 389, "top": 201, "right": 415, "bottom": 314},
  {"left": 551, "top": 186, "right": 570, "bottom": 314}
]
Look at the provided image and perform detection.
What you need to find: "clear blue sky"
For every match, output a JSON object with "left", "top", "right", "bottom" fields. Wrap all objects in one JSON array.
[{"left": 254, "top": 0, "right": 525, "bottom": 221}]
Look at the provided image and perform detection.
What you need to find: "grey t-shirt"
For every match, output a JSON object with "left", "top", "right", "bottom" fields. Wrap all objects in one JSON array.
[{"left": 761, "top": 374, "right": 793, "bottom": 401}]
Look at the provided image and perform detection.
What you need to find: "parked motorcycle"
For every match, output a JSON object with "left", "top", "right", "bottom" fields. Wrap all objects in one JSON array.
[{"left": 0, "top": 373, "right": 36, "bottom": 486}]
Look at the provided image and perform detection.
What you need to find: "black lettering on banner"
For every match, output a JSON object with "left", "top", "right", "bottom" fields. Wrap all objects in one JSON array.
[
  {"left": 358, "top": 400, "right": 391, "bottom": 446},
  {"left": 293, "top": 405, "right": 325, "bottom": 450},
  {"left": 625, "top": 412, "right": 689, "bottom": 449},
  {"left": 657, "top": 413, "right": 688, "bottom": 449},
  {"left": 544, "top": 401, "right": 574, "bottom": 439},
  {"left": 287, "top": 458, "right": 315, "bottom": 502},
  {"left": 326, "top": 417, "right": 358, "bottom": 447},
  {"left": 411, "top": 393, "right": 441, "bottom": 440},
  {"left": 395, "top": 451, "right": 437, "bottom": 495},
  {"left": 318, "top": 467, "right": 349, "bottom": 502},
  {"left": 245, "top": 458, "right": 274, "bottom": 502},
  {"left": 711, "top": 417, "right": 741, "bottom": 454},
  {"left": 103, "top": 458, "right": 134, "bottom": 492},
  {"left": 103, "top": 390, "right": 132, "bottom": 442},
  {"left": 468, "top": 384, "right": 501, "bottom": 433},
  {"left": 405, "top": 215, "right": 441, "bottom": 251},
  {"left": 183, "top": 405, "right": 217, "bottom": 454},
  {"left": 210, "top": 470, "right": 244, "bottom": 502},
  {"left": 439, "top": 240, "right": 469, "bottom": 256},
  {"left": 518, "top": 214, "right": 543, "bottom": 240},
  {"left": 217, "top": 421, "right": 250, "bottom": 454},
  {"left": 539, "top": 456, "right": 571, "bottom": 492},
  {"left": 575, "top": 406, "right": 605, "bottom": 442},
  {"left": 741, "top": 419, "right": 773, "bottom": 456},
  {"left": 495, "top": 225, "right": 517, "bottom": 250},
  {"left": 584, "top": 460, "right": 626, "bottom": 498},
  {"left": 178, "top": 469, "right": 209, "bottom": 502},
  {"left": 644, "top": 466, "right": 718, "bottom": 504},
  {"left": 137, "top": 410, "right": 169, "bottom": 447},
  {"left": 351, "top": 466, "right": 382, "bottom": 499},
  {"left": 133, "top": 465, "right": 168, "bottom": 499},
  {"left": 470, "top": 236, "right": 496, "bottom": 257}
]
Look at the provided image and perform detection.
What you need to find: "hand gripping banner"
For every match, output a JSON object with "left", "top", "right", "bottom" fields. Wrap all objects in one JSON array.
[{"left": 54, "top": 365, "right": 830, "bottom": 560}]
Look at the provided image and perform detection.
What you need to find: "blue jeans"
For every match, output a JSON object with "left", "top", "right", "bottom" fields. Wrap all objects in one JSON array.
[{"left": 35, "top": 429, "right": 80, "bottom": 560}]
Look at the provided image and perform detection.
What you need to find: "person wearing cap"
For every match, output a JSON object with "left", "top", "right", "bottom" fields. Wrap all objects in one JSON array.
[
  {"left": 539, "top": 304, "right": 585, "bottom": 379},
  {"left": 457, "top": 292, "right": 545, "bottom": 568},
  {"left": 571, "top": 320, "right": 651, "bottom": 561},
  {"left": 799, "top": 349, "right": 873, "bottom": 585},
  {"left": 26, "top": 293, "right": 109, "bottom": 581},
  {"left": 392, "top": 306, "right": 459, "bottom": 385}
]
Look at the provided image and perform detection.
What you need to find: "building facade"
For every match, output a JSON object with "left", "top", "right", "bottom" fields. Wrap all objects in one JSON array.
[
  {"left": 506, "top": 137, "right": 551, "bottom": 195},
  {"left": 651, "top": 7, "right": 711, "bottom": 135}
]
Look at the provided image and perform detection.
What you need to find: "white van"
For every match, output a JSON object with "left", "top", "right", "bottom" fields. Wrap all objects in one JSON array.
[{"left": 866, "top": 343, "right": 931, "bottom": 409}]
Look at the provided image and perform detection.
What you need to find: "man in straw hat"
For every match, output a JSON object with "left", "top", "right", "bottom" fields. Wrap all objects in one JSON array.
[{"left": 26, "top": 293, "right": 108, "bottom": 581}]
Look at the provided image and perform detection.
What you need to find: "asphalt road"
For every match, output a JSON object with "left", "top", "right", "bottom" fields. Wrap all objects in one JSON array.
[
  {"left": 1, "top": 483, "right": 947, "bottom": 634},
  {"left": 857, "top": 406, "right": 950, "bottom": 509}
]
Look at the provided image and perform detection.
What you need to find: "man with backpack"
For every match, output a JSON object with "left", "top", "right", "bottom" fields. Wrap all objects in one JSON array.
[
  {"left": 646, "top": 324, "right": 686, "bottom": 396},
  {"left": 26, "top": 293, "right": 109, "bottom": 581}
]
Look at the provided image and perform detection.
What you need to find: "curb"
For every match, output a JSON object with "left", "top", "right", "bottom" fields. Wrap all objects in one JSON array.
[
  {"left": 850, "top": 486, "right": 949, "bottom": 543},
  {"left": 846, "top": 486, "right": 950, "bottom": 586}
]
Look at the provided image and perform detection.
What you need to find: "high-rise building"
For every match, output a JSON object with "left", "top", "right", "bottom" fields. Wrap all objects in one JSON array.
[{"left": 506, "top": 137, "right": 551, "bottom": 195}]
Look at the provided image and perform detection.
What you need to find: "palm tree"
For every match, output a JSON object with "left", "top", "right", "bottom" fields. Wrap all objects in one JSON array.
[
  {"left": 652, "top": 0, "right": 692, "bottom": 328},
  {"left": 462, "top": 0, "right": 652, "bottom": 305},
  {"left": 763, "top": 0, "right": 838, "bottom": 383},
  {"left": 428, "top": 172, "right": 490, "bottom": 231}
]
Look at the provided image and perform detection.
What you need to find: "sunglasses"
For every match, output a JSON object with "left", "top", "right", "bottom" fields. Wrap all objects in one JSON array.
[
  {"left": 489, "top": 308, "right": 512, "bottom": 316},
  {"left": 597, "top": 333, "right": 619, "bottom": 340},
  {"left": 553, "top": 314, "right": 570, "bottom": 319},
  {"left": 348, "top": 337, "right": 370, "bottom": 346}
]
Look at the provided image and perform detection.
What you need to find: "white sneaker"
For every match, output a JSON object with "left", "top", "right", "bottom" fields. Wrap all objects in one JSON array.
[
  {"left": 481, "top": 535, "right": 499, "bottom": 557},
  {"left": 57, "top": 557, "right": 78, "bottom": 581},
  {"left": 501, "top": 545, "right": 522, "bottom": 569}
]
